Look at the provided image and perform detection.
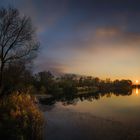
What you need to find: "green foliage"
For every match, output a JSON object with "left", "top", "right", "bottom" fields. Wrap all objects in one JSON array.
[{"left": 0, "top": 93, "right": 44, "bottom": 140}]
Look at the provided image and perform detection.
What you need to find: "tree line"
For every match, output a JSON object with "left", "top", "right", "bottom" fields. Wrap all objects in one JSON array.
[
  {"left": 0, "top": 7, "right": 132, "bottom": 97},
  {"left": 1, "top": 62, "right": 132, "bottom": 96}
]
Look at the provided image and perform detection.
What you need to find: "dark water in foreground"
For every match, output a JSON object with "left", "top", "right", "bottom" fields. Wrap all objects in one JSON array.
[{"left": 44, "top": 88, "right": 140, "bottom": 140}]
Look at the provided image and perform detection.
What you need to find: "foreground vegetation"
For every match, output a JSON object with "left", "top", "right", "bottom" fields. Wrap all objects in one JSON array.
[
  {"left": 0, "top": 7, "right": 43, "bottom": 140},
  {"left": 0, "top": 93, "right": 44, "bottom": 140}
]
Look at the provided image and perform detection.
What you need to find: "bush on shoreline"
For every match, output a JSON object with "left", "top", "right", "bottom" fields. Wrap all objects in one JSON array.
[{"left": 0, "top": 93, "right": 44, "bottom": 140}]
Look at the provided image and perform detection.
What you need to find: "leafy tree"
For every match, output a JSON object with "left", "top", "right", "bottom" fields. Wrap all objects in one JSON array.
[
  {"left": 34, "top": 71, "right": 55, "bottom": 94},
  {"left": 59, "top": 74, "right": 77, "bottom": 95}
]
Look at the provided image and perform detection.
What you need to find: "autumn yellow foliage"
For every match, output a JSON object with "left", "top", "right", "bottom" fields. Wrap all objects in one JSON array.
[{"left": 0, "top": 93, "right": 44, "bottom": 140}]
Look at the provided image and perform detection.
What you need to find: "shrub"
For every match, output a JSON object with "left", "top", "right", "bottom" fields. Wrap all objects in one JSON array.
[{"left": 0, "top": 93, "right": 44, "bottom": 140}]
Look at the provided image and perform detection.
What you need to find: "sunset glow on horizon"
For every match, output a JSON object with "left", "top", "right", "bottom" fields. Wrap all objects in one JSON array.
[
  {"left": 1, "top": 0, "right": 140, "bottom": 81},
  {"left": 136, "top": 80, "right": 139, "bottom": 84}
]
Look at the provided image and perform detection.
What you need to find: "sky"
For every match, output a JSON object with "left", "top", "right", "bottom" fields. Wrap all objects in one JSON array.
[{"left": 0, "top": 0, "right": 140, "bottom": 82}]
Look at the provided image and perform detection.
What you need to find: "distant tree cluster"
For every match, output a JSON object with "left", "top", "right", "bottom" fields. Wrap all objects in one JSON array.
[{"left": 1, "top": 61, "right": 132, "bottom": 96}]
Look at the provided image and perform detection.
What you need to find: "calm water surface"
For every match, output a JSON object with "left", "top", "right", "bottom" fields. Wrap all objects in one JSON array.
[
  {"left": 45, "top": 88, "right": 140, "bottom": 123},
  {"left": 44, "top": 88, "right": 140, "bottom": 140}
]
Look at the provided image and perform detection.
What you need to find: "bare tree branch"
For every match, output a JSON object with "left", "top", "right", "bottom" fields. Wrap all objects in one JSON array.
[{"left": 0, "top": 7, "right": 39, "bottom": 88}]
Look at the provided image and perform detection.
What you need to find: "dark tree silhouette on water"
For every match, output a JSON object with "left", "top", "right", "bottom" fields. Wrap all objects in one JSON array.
[{"left": 0, "top": 7, "right": 39, "bottom": 93}]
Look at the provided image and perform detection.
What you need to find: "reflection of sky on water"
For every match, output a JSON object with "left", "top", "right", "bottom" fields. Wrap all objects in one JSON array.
[{"left": 51, "top": 88, "right": 140, "bottom": 124}]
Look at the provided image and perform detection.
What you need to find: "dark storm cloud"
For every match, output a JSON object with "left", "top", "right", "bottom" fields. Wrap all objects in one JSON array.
[{"left": 0, "top": 0, "right": 140, "bottom": 79}]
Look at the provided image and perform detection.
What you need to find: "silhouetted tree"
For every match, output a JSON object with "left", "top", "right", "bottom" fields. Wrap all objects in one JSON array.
[
  {"left": 0, "top": 7, "right": 39, "bottom": 92},
  {"left": 3, "top": 61, "right": 33, "bottom": 93},
  {"left": 34, "top": 71, "right": 55, "bottom": 94},
  {"left": 59, "top": 74, "right": 78, "bottom": 95}
]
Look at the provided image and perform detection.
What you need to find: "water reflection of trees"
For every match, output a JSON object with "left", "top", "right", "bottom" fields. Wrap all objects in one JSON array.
[
  {"left": 39, "top": 89, "right": 132, "bottom": 106},
  {"left": 31, "top": 72, "right": 133, "bottom": 106}
]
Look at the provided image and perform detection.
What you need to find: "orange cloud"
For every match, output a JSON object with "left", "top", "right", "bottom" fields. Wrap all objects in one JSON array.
[{"left": 95, "top": 27, "right": 122, "bottom": 37}]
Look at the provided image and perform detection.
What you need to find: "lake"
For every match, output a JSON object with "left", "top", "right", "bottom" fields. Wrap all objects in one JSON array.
[{"left": 43, "top": 88, "right": 140, "bottom": 140}]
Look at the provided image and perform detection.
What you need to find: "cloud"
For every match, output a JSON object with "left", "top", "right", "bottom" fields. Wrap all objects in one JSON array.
[
  {"left": 9, "top": 0, "right": 69, "bottom": 33},
  {"left": 33, "top": 54, "right": 67, "bottom": 75},
  {"left": 1, "top": 0, "right": 140, "bottom": 80},
  {"left": 40, "top": 25, "right": 140, "bottom": 79},
  {"left": 95, "top": 27, "right": 122, "bottom": 37},
  {"left": 91, "top": 26, "right": 140, "bottom": 51}
]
